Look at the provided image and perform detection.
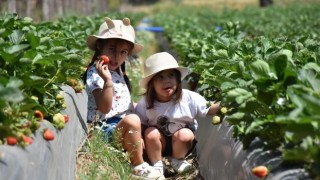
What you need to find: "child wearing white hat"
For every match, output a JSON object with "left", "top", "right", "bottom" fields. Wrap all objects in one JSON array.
[
  {"left": 83, "top": 17, "right": 164, "bottom": 180},
  {"left": 136, "top": 52, "right": 221, "bottom": 176}
]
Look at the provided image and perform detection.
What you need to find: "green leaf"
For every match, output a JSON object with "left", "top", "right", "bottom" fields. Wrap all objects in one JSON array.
[
  {"left": 275, "top": 49, "right": 294, "bottom": 65},
  {"left": 0, "top": 86, "right": 24, "bottom": 102},
  {"left": 8, "top": 30, "right": 24, "bottom": 44},
  {"left": 250, "top": 59, "right": 277, "bottom": 80},
  {"left": 245, "top": 118, "right": 267, "bottom": 134},
  {"left": 26, "top": 32, "right": 40, "bottom": 49},
  {"left": 226, "top": 88, "right": 253, "bottom": 104},
  {"left": 4, "top": 44, "right": 30, "bottom": 54},
  {"left": 7, "top": 77, "right": 23, "bottom": 88},
  {"left": 226, "top": 112, "right": 245, "bottom": 124},
  {"left": 49, "top": 46, "right": 68, "bottom": 53},
  {"left": 303, "top": 62, "right": 320, "bottom": 73}
]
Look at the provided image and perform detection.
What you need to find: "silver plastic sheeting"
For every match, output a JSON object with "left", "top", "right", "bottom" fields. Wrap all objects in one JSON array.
[
  {"left": 196, "top": 117, "right": 311, "bottom": 180},
  {"left": 0, "top": 85, "right": 87, "bottom": 180}
]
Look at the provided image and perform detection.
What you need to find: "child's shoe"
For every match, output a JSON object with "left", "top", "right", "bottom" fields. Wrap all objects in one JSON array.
[
  {"left": 170, "top": 158, "right": 193, "bottom": 174},
  {"left": 131, "top": 162, "right": 165, "bottom": 180}
]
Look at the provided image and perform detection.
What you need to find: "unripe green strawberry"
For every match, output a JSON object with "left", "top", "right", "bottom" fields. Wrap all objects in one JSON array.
[
  {"left": 56, "top": 92, "right": 64, "bottom": 100},
  {"left": 6, "top": 136, "right": 17, "bottom": 145},
  {"left": 30, "top": 121, "right": 41, "bottom": 131},
  {"left": 57, "top": 121, "right": 65, "bottom": 130},
  {"left": 212, "top": 116, "right": 221, "bottom": 125},
  {"left": 61, "top": 103, "right": 67, "bottom": 108},
  {"left": 31, "top": 96, "right": 39, "bottom": 102},
  {"left": 53, "top": 113, "right": 65, "bottom": 124},
  {"left": 220, "top": 107, "right": 228, "bottom": 114}
]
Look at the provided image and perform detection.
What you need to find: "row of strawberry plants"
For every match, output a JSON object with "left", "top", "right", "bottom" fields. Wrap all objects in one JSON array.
[
  {"left": 151, "top": 2, "right": 320, "bottom": 178},
  {"left": 0, "top": 12, "right": 144, "bottom": 147}
]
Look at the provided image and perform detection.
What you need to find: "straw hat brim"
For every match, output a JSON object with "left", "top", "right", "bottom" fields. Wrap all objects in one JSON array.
[{"left": 139, "top": 67, "right": 190, "bottom": 89}]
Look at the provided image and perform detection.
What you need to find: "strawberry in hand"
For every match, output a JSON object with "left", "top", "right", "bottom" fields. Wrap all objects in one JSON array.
[{"left": 100, "top": 55, "right": 109, "bottom": 64}]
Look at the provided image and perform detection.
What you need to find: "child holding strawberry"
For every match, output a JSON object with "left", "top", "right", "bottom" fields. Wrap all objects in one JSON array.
[
  {"left": 135, "top": 52, "right": 221, "bottom": 176},
  {"left": 83, "top": 17, "right": 164, "bottom": 180}
]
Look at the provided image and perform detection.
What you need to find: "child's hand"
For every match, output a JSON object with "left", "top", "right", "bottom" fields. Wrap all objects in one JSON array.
[{"left": 95, "top": 58, "right": 112, "bottom": 82}]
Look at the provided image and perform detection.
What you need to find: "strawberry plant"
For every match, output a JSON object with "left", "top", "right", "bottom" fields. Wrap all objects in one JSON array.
[
  {"left": 152, "top": 2, "right": 320, "bottom": 178},
  {"left": 0, "top": 12, "right": 145, "bottom": 147}
]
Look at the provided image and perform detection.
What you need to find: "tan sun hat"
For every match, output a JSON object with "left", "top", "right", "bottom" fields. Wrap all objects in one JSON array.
[
  {"left": 86, "top": 17, "right": 143, "bottom": 55},
  {"left": 139, "top": 52, "right": 190, "bottom": 89}
]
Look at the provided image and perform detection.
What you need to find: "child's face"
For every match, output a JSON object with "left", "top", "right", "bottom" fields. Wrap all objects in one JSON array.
[
  {"left": 152, "top": 69, "right": 178, "bottom": 102},
  {"left": 100, "top": 39, "right": 131, "bottom": 71}
]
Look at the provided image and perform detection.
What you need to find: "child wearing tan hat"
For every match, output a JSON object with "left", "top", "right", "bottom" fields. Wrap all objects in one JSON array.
[
  {"left": 83, "top": 17, "right": 164, "bottom": 180},
  {"left": 136, "top": 52, "right": 221, "bottom": 176}
]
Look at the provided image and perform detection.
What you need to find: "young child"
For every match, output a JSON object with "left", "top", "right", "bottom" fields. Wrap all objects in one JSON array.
[
  {"left": 135, "top": 52, "right": 221, "bottom": 176},
  {"left": 83, "top": 17, "right": 164, "bottom": 180}
]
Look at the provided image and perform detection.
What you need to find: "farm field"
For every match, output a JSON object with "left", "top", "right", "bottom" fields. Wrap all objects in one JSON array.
[{"left": 1, "top": 0, "right": 320, "bottom": 179}]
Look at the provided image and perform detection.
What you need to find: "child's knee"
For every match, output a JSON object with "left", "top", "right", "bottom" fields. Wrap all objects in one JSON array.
[
  {"left": 173, "top": 129, "right": 194, "bottom": 142},
  {"left": 144, "top": 127, "right": 161, "bottom": 140}
]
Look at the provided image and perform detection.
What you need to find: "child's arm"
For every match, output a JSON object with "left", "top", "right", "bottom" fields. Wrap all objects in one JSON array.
[
  {"left": 93, "top": 60, "right": 113, "bottom": 114},
  {"left": 207, "top": 101, "right": 221, "bottom": 116}
]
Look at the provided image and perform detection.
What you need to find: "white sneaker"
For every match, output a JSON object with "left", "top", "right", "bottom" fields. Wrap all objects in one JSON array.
[
  {"left": 170, "top": 158, "right": 193, "bottom": 174},
  {"left": 131, "top": 162, "right": 165, "bottom": 180}
]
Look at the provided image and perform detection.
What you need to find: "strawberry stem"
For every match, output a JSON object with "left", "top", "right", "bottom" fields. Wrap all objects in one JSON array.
[{"left": 44, "top": 69, "right": 61, "bottom": 88}]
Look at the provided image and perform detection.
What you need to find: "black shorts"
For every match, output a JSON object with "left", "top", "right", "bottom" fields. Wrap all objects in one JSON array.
[{"left": 162, "top": 132, "right": 198, "bottom": 157}]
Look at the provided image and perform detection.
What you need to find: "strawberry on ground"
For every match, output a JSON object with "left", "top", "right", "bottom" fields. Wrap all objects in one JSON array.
[
  {"left": 43, "top": 129, "right": 55, "bottom": 141},
  {"left": 64, "top": 115, "right": 69, "bottom": 123},
  {"left": 6, "top": 136, "right": 18, "bottom": 145},
  {"left": 22, "top": 135, "right": 33, "bottom": 145},
  {"left": 252, "top": 165, "right": 268, "bottom": 178}
]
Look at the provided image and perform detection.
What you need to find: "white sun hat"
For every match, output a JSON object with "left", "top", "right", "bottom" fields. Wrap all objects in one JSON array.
[
  {"left": 140, "top": 52, "right": 190, "bottom": 89},
  {"left": 86, "top": 17, "right": 143, "bottom": 55}
]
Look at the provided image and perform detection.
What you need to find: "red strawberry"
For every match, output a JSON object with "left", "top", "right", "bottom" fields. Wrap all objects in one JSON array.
[
  {"left": 64, "top": 115, "right": 69, "bottom": 123},
  {"left": 34, "top": 110, "right": 44, "bottom": 120},
  {"left": 252, "top": 165, "right": 268, "bottom": 178},
  {"left": 43, "top": 129, "right": 55, "bottom": 141},
  {"left": 22, "top": 135, "right": 33, "bottom": 145},
  {"left": 101, "top": 55, "right": 109, "bottom": 64},
  {"left": 6, "top": 136, "right": 17, "bottom": 145}
]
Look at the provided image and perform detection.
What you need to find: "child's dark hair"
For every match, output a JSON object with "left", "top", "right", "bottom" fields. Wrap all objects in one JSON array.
[
  {"left": 144, "top": 69, "right": 182, "bottom": 109},
  {"left": 121, "top": 62, "right": 131, "bottom": 92},
  {"left": 81, "top": 39, "right": 133, "bottom": 92}
]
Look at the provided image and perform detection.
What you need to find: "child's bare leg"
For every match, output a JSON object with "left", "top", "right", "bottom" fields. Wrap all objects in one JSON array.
[
  {"left": 172, "top": 128, "right": 194, "bottom": 159},
  {"left": 116, "top": 114, "right": 144, "bottom": 166},
  {"left": 144, "top": 127, "right": 165, "bottom": 163}
]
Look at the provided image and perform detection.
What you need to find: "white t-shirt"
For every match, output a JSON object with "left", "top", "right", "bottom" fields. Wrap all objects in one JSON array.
[
  {"left": 86, "top": 65, "right": 134, "bottom": 123},
  {"left": 135, "top": 89, "right": 209, "bottom": 136}
]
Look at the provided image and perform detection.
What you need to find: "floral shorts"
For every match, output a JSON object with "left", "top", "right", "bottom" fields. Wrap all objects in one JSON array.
[{"left": 94, "top": 116, "right": 122, "bottom": 142}]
